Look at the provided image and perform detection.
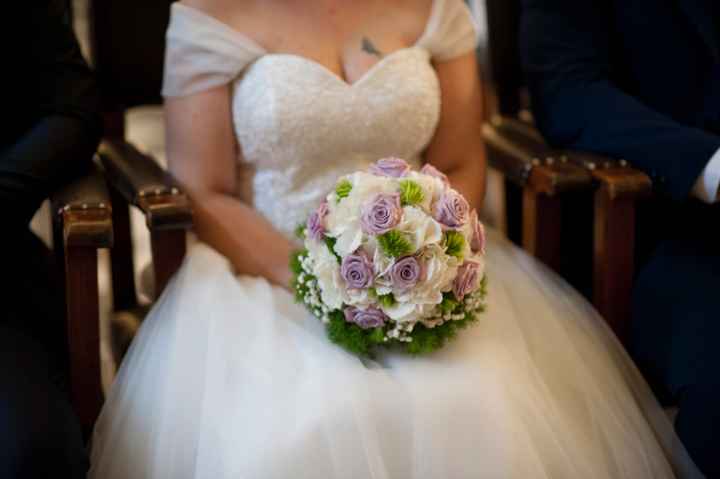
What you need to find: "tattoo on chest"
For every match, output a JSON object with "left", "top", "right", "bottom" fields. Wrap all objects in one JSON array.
[{"left": 361, "top": 37, "right": 383, "bottom": 58}]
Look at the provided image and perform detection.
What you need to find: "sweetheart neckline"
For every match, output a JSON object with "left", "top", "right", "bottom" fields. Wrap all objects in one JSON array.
[
  {"left": 172, "top": 2, "right": 439, "bottom": 87},
  {"left": 254, "top": 47, "right": 428, "bottom": 88}
]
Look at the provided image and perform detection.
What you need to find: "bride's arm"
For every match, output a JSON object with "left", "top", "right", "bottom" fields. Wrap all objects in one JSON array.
[
  {"left": 425, "top": 52, "right": 487, "bottom": 211},
  {"left": 165, "top": 85, "right": 295, "bottom": 288}
]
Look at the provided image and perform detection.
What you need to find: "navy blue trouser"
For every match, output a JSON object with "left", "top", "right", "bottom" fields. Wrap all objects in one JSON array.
[
  {"left": 0, "top": 231, "right": 87, "bottom": 478},
  {"left": 0, "top": 328, "right": 87, "bottom": 478},
  {"left": 633, "top": 235, "right": 720, "bottom": 477}
]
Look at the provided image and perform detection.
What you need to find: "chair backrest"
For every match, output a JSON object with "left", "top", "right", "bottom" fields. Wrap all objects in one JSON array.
[
  {"left": 484, "top": 0, "right": 525, "bottom": 116},
  {"left": 89, "top": 0, "right": 174, "bottom": 117}
]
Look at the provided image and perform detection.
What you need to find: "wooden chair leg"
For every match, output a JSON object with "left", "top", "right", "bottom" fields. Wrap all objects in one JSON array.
[
  {"left": 593, "top": 190, "right": 637, "bottom": 343},
  {"left": 151, "top": 229, "right": 187, "bottom": 297},
  {"left": 522, "top": 188, "right": 563, "bottom": 273},
  {"left": 64, "top": 244, "right": 103, "bottom": 435},
  {"left": 110, "top": 188, "right": 137, "bottom": 310}
]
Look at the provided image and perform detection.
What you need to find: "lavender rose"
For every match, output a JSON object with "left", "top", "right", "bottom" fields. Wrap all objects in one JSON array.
[
  {"left": 306, "top": 200, "right": 329, "bottom": 241},
  {"left": 341, "top": 250, "right": 374, "bottom": 289},
  {"left": 420, "top": 163, "right": 449, "bottom": 185},
  {"left": 369, "top": 157, "right": 411, "bottom": 178},
  {"left": 433, "top": 190, "right": 470, "bottom": 229},
  {"left": 344, "top": 306, "right": 388, "bottom": 329},
  {"left": 469, "top": 209, "right": 486, "bottom": 254},
  {"left": 390, "top": 256, "right": 424, "bottom": 291},
  {"left": 361, "top": 193, "right": 402, "bottom": 235},
  {"left": 453, "top": 260, "right": 482, "bottom": 301}
]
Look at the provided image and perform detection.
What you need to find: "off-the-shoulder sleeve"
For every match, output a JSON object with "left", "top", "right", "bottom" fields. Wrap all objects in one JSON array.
[
  {"left": 417, "top": 0, "right": 480, "bottom": 62},
  {"left": 161, "top": 4, "right": 266, "bottom": 98}
]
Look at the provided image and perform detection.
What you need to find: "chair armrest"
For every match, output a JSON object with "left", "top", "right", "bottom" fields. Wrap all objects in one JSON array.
[
  {"left": 567, "top": 151, "right": 652, "bottom": 199},
  {"left": 483, "top": 115, "right": 592, "bottom": 195},
  {"left": 50, "top": 161, "right": 113, "bottom": 248},
  {"left": 98, "top": 140, "right": 192, "bottom": 231}
]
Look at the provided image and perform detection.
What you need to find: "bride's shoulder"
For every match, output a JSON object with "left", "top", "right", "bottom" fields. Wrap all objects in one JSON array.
[
  {"left": 180, "top": 0, "right": 250, "bottom": 14},
  {"left": 177, "top": 0, "right": 270, "bottom": 43},
  {"left": 177, "top": 0, "right": 262, "bottom": 27},
  {"left": 383, "top": 0, "right": 434, "bottom": 43}
]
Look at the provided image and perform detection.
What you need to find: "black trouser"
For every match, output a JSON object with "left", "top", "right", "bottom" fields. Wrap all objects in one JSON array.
[
  {"left": 632, "top": 211, "right": 720, "bottom": 477},
  {"left": 0, "top": 231, "right": 87, "bottom": 478}
]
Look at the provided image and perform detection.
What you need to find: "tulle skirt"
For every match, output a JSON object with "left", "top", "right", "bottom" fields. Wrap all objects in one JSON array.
[{"left": 89, "top": 229, "right": 701, "bottom": 478}]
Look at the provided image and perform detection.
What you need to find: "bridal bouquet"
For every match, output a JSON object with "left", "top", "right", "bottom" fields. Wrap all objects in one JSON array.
[{"left": 292, "top": 158, "right": 487, "bottom": 356}]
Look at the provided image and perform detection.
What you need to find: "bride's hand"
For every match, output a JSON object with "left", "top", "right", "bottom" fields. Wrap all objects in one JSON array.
[{"left": 165, "top": 85, "right": 296, "bottom": 288}]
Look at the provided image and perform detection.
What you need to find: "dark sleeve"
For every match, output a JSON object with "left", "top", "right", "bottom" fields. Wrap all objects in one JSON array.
[
  {"left": 520, "top": 0, "right": 720, "bottom": 200},
  {"left": 1, "top": 0, "right": 102, "bottom": 227}
]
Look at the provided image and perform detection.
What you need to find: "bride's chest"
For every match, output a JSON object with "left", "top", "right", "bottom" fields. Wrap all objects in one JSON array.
[{"left": 230, "top": 48, "right": 441, "bottom": 167}]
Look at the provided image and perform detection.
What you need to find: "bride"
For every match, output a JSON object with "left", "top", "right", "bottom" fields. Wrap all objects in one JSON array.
[{"left": 90, "top": 0, "right": 701, "bottom": 477}]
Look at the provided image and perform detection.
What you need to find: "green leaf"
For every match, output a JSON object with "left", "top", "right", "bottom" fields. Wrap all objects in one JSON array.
[
  {"left": 369, "top": 327, "right": 386, "bottom": 344},
  {"left": 399, "top": 180, "right": 424, "bottom": 206},
  {"left": 444, "top": 230, "right": 466, "bottom": 259},
  {"left": 480, "top": 275, "right": 488, "bottom": 296},
  {"left": 440, "top": 291, "right": 459, "bottom": 314},
  {"left": 377, "top": 231, "right": 412, "bottom": 258},
  {"left": 324, "top": 236, "right": 342, "bottom": 263},
  {"left": 403, "top": 309, "right": 481, "bottom": 355},
  {"left": 290, "top": 249, "right": 306, "bottom": 275},
  {"left": 294, "top": 224, "right": 307, "bottom": 240},
  {"left": 335, "top": 179, "right": 353, "bottom": 201},
  {"left": 377, "top": 293, "right": 396, "bottom": 308},
  {"left": 326, "top": 311, "right": 374, "bottom": 357}
]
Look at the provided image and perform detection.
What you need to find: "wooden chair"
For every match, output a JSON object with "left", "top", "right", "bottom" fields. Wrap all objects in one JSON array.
[
  {"left": 59, "top": 0, "right": 192, "bottom": 434},
  {"left": 89, "top": 0, "right": 190, "bottom": 308},
  {"left": 51, "top": 163, "right": 113, "bottom": 438},
  {"left": 482, "top": 0, "right": 652, "bottom": 342},
  {"left": 482, "top": 0, "right": 593, "bottom": 278}
]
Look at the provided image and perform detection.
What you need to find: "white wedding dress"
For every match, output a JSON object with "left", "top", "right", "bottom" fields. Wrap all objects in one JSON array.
[{"left": 89, "top": 1, "right": 701, "bottom": 478}]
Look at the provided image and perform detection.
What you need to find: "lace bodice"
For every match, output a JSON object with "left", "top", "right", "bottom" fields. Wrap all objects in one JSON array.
[{"left": 162, "top": 0, "right": 478, "bottom": 239}]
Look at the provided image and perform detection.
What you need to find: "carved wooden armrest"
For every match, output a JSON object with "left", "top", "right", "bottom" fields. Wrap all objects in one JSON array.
[
  {"left": 567, "top": 151, "right": 652, "bottom": 199},
  {"left": 98, "top": 139, "right": 192, "bottom": 297},
  {"left": 98, "top": 139, "right": 192, "bottom": 231},
  {"left": 483, "top": 115, "right": 592, "bottom": 195},
  {"left": 50, "top": 161, "right": 113, "bottom": 248}
]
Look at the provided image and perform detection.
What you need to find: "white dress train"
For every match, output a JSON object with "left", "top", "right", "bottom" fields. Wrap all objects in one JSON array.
[{"left": 90, "top": 1, "right": 701, "bottom": 477}]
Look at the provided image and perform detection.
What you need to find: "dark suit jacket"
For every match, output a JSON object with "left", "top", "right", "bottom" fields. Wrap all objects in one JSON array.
[
  {"left": 520, "top": 0, "right": 720, "bottom": 201},
  {"left": 1, "top": 1, "right": 101, "bottom": 358},
  {"left": 2, "top": 0, "right": 102, "bottom": 228}
]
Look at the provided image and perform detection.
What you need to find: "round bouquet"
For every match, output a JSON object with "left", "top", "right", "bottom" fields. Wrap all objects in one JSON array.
[{"left": 292, "top": 158, "right": 488, "bottom": 356}]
